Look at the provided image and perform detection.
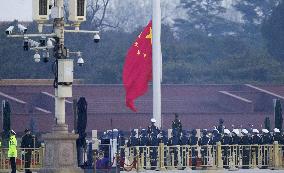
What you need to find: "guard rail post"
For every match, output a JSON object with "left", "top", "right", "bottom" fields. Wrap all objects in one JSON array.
[
  {"left": 272, "top": 141, "right": 280, "bottom": 170},
  {"left": 159, "top": 143, "right": 166, "bottom": 171},
  {"left": 216, "top": 142, "right": 223, "bottom": 169}
]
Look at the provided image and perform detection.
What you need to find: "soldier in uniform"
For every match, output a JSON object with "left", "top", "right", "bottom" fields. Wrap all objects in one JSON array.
[
  {"left": 159, "top": 130, "right": 168, "bottom": 144},
  {"left": 127, "top": 129, "right": 139, "bottom": 167},
  {"left": 260, "top": 129, "right": 271, "bottom": 168},
  {"left": 230, "top": 129, "right": 241, "bottom": 166},
  {"left": 180, "top": 130, "right": 189, "bottom": 168},
  {"left": 159, "top": 130, "right": 168, "bottom": 167},
  {"left": 149, "top": 131, "right": 159, "bottom": 169},
  {"left": 240, "top": 129, "right": 251, "bottom": 169},
  {"left": 217, "top": 119, "right": 225, "bottom": 134},
  {"left": 21, "top": 129, "right": 34, "bottom": 173},
  {"left": 198, "top": 129, "right": 210, "bottom": 167},
  {"left": 148, "top": 118, "right": 160, "bottom": 137},
  {"left": 272, "top": 128, "right": 283, "bottom": 144},
  {"left": 117, "top": 131, "right": 126, "bottom": 168},
  {"left": 172, "top": 113, "right": 182, "bottom": 138},
  {"left": 138, "top": 129, "right": 149, "bottom": 168},
  {"left": 168, "top": 129, "right": 180, "bottom": 166},
  {"left": 251, "top": 129, "right": 261, "bottom": 165},
  {"left": 189, "top": 129, "right": 198, "bottom": 169},
  {"left": 231, "top": 129, "right": 241, "bottom": 145},
  {"left": 210, "top": 128, "right": 221, "bottom": 145},
  {"left": 222, "top": 129, "right": 231, "bottom": 168}
]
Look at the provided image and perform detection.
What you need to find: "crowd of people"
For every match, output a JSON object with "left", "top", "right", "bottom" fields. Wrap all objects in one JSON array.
[{"left": 98, "top": 114, "right": 284, "bottom": 170}]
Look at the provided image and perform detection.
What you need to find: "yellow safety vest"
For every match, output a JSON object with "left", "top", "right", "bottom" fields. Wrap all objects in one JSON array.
[{"left": 8, "top": 135, "right": 17, "bottom": 158}]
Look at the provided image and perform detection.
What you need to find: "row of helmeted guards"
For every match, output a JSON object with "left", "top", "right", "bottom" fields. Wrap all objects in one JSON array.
[{"left": 219, "top": 127, "right": 284, "bottom": 169}]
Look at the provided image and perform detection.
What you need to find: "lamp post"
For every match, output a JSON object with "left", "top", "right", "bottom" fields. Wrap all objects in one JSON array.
[{"left": 5, "top": 0, "right": 99, "bottom": 172}]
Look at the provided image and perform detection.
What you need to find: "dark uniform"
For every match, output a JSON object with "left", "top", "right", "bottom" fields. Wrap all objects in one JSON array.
[
  {"left": 149, "top": 132, "right": 159, "bottom": 169},
  {"left": 180, "top": 130, "right": 189, "bottom": 168},
  {"left": 118, "top": 131, "right": 126, "bottom": 168},
  {"left": 139, "top": 129, "right": 149, "bottom": 168},
  {"left": 189, "top": 129, "right": 198, "bottom": 169},
  {"left": 159, "top": 130, "right": 168, "bottom": 167},
  {"left": 21, "top": 129, "right": 34, "bottom": 173},
  {"left": 240, "top": 130, "right": 251, "bottom": 169},
  {"left": 159, "top": 130, "right": 168, "bottom": 144},
  {"left": 221, "top": 131, "right": 231, "bottom": 168},
  {"left": 168, "top": 129, "right": 180, "bottom": 166},
  {"left": 198, "top": 129, "right": 210, "bottom": 167},
  {"left": 230, "top": 130, "right": 241, "bottom": 166},
  {"left": 261, "top": 130, "right": 272, "bottom": 168},
  {"left": 147, "top": 125, "right": 160, "bottom": 138},
  {"left": 172, "top": 113, "right": 182, "bottom": 137},
  {"left": 251, "top": 131, "right": 261, "bottom": 165}
]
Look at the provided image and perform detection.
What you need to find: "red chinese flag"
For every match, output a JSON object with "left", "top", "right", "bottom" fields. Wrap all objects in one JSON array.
[{"left": 123, "top": 21, "right": 152, "bottom": 112}]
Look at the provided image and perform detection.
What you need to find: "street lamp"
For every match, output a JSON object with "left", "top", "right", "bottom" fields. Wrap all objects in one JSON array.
[{"left": 5, "top": 0, "right": 99, "bottom": 172}]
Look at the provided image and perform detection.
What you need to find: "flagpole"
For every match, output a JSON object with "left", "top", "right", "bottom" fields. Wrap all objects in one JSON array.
[{"left": 152, "top": 0, "right": 162, "bottom": 128}]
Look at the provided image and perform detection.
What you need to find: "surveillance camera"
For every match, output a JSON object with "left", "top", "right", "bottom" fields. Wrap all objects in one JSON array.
[
  {"left": 18, "top": 24, "right": 27, "bottom": 34},
  {"left": 34, "top": 52, "right": 41, "bottom": 63},
  {"left": 46, "top": 38, "right": 54, "bottom": 48},
  {"left": 77, "top": 57, "right": 84, "bottom": 66},
  {"left": 23, "top": 38, "right": 29, "bottom": 51},
  {"left": 93, "top": 33, "right": 100, "bottom": 43},
  {"left": 5, "top": 26, "right": 14, "bottom": 35}
]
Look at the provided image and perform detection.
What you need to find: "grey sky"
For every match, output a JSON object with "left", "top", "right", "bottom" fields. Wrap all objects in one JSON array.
[{"left": 0, "top": 0, "right": 32, "bottom": 21}]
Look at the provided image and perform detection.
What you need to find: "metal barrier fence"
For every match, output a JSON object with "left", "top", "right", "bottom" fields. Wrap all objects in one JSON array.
[
  {"left": 0, "top": 147, "right": 44, "bottom": 172},
  {"left": 118, "top": 142, "right": 284, "bottom": 171}
]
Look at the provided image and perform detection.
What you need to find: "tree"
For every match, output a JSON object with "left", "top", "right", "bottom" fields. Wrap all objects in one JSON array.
[
  {"left": 262, "top": 1, "right": 284, "bottom": 60},
  {"left": 234, "top": 0, "right": 280, "bottom": 35},
  {"left": 264, "top": 117, "right": 270, "bottom": 131},
  {"left": 178, "top": 0, "right": 226, "bottom": 35},
  {"left": 274, "top": 99, "right": 283, "bottom": 132},
  {"left": 2, "top": 100, "right": 11, "bottom": 147}
]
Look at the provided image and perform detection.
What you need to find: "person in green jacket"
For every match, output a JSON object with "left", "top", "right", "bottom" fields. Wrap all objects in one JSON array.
[{"left": 8, "top": 130, "right": 17, "bottom": 173}]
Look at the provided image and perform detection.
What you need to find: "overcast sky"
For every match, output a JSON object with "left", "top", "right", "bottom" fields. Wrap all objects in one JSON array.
[{"left": 0, "top": 0, "right": 32, "bottom": 21}]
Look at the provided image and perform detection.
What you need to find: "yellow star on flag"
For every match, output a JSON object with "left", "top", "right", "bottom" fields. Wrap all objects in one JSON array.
[{"left": 146, "top": 27, "right": 152, "bottom": 44}]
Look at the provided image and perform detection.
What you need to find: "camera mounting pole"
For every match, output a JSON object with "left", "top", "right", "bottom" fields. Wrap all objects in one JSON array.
[{"left": 6, "top": 1, "right": 99, "bottom": 171}]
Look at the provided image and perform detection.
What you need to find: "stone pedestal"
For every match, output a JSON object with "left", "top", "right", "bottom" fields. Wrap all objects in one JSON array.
[{"left": 39, "top": 124, "right": 83, "bottom": 173}]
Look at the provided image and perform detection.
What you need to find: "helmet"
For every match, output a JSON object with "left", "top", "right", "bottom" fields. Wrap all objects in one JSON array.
[
  {"left": 232, "top": 129, "right": 239, "bottom": 135},
  {"left": 252, "top": 129, "right": 259, "bottom": 133},
  {"left": 274, "top": 128, "right": 280, "bottom": 133},
  {"left": 241, "top": 129, "right": 248, "bottom": 134},
  {"left": 151, "top": 118, "right": 156, "bottom": 123},
  {"left": 262, "top": 129, "right": 269, "bottom": 134},
  {"left": 224, "top": 129, "right": 230, "bottom": 135}
]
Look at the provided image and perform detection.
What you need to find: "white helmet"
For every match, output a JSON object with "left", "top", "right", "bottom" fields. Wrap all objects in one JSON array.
[
  {"left": 273, "top": 128, "right": 280, "bottom": 133},
  {"left": 262, "top": 129, "right": 269, "bottom": 133},
  {"left": 252, "top": 129, "right": 259, "bottom": 133},
  {"left": 241, "top": 129, "right": 248, "bottom": 134},
  {"left": 151, "top": 118, "right": 156, "bottom": 123},
  {"left": 232, "top": 129, "right": 239, "bottom": 135},
  {"left": 224, "top": 129, "right": 230, "bottom": 134}
]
